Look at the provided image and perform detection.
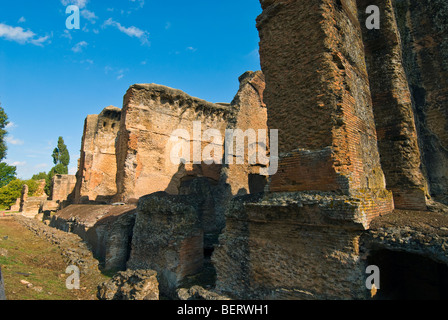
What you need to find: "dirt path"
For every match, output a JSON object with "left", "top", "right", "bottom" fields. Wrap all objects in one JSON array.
[{"left": 0, "top": 215, "right": 110, "bottom": 300}]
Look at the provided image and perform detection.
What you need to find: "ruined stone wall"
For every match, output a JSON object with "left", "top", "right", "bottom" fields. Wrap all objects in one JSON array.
[
  {"left": 51, "top": 174, "right": 76, "bottom": 203},
  {"left": 392, "top": 0, "right": 448, "bottom": 204},
  {"left": 50, "top": 204, "right": 137, "bottom": 271},
  {"left": 34, "top": 179, "right": 46, "bottom": 198},
  {"left": 225, "top": 71, "right": 269, "bottom": 196},
  {"left": 359, "top": 0, "right": 428, "bottom": 210},
  {"left": 256, "top": 0, "right": 393, "bottom": 222},
  {"left": 127, "top": 193, "right": 204, "bottom": 297},
  {"left": 258, "top": 0, "right": 389, "bottom": 204},
  {"left": 74, "top": 106, "right": 121, "bottom": 204},
  {"left": 214, "top": 0, "right": 396, "bottom": 300},
  {"left": 115, "top": 84, "right": 234, "bottom": 202},
  {"left": 213, "top": 194, "right": 369, "bottom": 299},
  {"left": 19, "top": 183, "right": 47, "bottom": 218},
  {"left": 9, "top": 198, "right": 20, "bottom": 212}
]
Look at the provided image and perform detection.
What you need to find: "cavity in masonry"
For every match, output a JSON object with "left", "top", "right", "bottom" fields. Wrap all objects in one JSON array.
[{"left": 169, "top": 121, "right": 279, "bottom": 176}]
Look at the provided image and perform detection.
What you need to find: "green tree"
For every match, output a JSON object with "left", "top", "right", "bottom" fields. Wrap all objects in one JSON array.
[
  {"left": 0, "top": 179, "right": 40, "bottom": 209},
  {"left": 0, "top": 105, "right": 16, "bottom": 190},
  {"left": 0, "top": 179, "right": 22, "bottom": 209},
  {"left": 45, "top": 137, "right": 70, "bottom": 195},
  {"left": 0, "top": 103, "right": 9, "bottom": 162},
  {"left": 32, "top": 172, "right": 48, "bottom": 181},
  {"left": 0, "top": 162, "right": 17, "bottom": 188},
  {"left": 52, "top": 136, "right": 70, "bottom": 168}
]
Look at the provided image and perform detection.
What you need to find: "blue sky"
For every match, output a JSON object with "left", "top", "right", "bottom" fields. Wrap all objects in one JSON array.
[{"left": 0, "top": 0, "right": 262, "bottom": 179}]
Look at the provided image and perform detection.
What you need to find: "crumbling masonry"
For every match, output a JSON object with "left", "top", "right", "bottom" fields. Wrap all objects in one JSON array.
[{"left": 49, "top": 0, "right": 448, "bottom": 300}]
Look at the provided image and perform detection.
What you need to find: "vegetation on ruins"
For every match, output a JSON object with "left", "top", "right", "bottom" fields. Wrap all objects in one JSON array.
[
  {"left": 0, "top": 179, "right": 39, "bottom": 210},
  {"left": 31, "top": 172, "right": 48, "bottom": 181}
]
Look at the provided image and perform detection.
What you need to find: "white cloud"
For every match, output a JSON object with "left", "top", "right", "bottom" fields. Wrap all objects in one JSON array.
[
  {"left": 0, "top": 23, "right": 50, "bottom": 46},
  {"left": 6, "top": 135, "right": 24, "bottom": 145},
  {"left": 116, "top": 68, "right": 128, "bottom": 80},
  {"left": 186, "top": 46, "right": 197, "bottom": 52},
  {"left": 31, "top": 35, "right": 51, "bottom": 47},
  {"left": 61, "top": 0, "right": 88, "bottom": 9},
  {"left": 165, "top": 21, "right": 171, "bottom": 30},
  {"left": 104, "top": 66, "right": 128, "bottom": 80},
  {"left": 81, "top": 9, "right": 98, "bottom": 23},
  {"left": 11, "top": 161, "right": 26, "bottom": 167},
  {"left": 62, "top": 29, "right": 72, "bottom": 40},
  {"left": 103, "top": 18, "right": 149, "bottom": 45},
  {"left": 72, "top": 40, "right": 88, "bottom": 53},
  {"left": 130, "top": 0, "right": 145, "bottom": 8},
  {"left": 18, "top": 17, "right": 26, "bottom": 23}
]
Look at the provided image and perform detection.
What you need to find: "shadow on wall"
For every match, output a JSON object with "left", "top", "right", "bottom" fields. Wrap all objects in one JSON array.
[{"left": 121, "top": 159, "right": 269, "bottom": 298}]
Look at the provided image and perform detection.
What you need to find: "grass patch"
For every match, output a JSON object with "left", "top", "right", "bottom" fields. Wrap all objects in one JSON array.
[{"left": 0, "top": 217, "right": 110, "bottom": 300}]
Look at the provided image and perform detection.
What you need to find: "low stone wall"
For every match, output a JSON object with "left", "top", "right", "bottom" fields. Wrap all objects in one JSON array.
[
  {"left": 362, "top": 209, "right": 448, "bottom": 265},
  {"left": 127, "top": 192, "right": 204, "bottom": 298},
  {"left": 212, "top": 192, "right": 391, "bottom": 300},
  {"left": 20, "top": 196, "right": 47, "bottom": 218},
  {"left": 50, "top": 204, "right": 137, "bottom": 271}
]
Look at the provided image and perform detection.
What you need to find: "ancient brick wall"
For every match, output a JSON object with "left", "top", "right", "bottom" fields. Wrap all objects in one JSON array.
[
  {"left": 392, "top": 0, "right": 448, "bottom": 204},
  {"left": 34, "top": 179, "right": 46, "bottom": 198},
  {"left": 225, "top": 71, "right": 269, "bottom": 196},
  {"left": 19, "top": 184, "right": 44, "bottom": 217},
  {"left": 359, "top": 0, "right": 428, "bottom": 210},
  {"left": 258, "top": 0, "right": 388, "bottom": 202},
  {"left": 213, "top": 193, "right": 372, "bottom": 299},
  {"left": 51, "top": 174, "right": 76, "bottom": 203},
  {"left": 256, "top": 0, "right": 393, "bottom": 223},
  {"left": 74, "top": 106, "right": 121, "bottom": 204},
  {"left": 115, "top": 84, "right": 234, "bottom": 202},
  {"left": 126, "top": 193, "right": 204, "bottom": 297},
  {"left": 50, "top": 204, "right": 137, "bottom": 271},
  {"left": 9, "top": 198, "right": 20, "bottom": 212},
  {"left": 213, "top": 0, "right": 396, "bottom": 300}
]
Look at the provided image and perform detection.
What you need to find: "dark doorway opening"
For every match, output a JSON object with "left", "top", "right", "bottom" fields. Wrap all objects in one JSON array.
[
  {"left": 248, "top": 174, "right": 267, "bottom": 194},
  {"left": 368, "top": 249, "right": 448, "bottom": 300}
]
